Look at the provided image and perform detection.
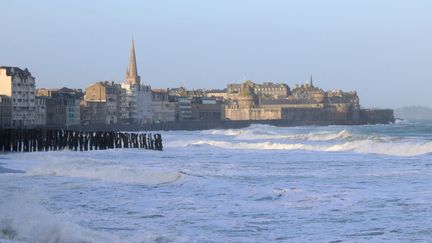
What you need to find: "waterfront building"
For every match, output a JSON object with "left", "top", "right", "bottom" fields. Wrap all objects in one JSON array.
[
  {"left": 37, "top": 87, "right": 83, "bottom": 127},
  {"left": 225, "top": 81, "right": 281, "bottom": 120},
  {"left": 34, "top": 96, "right": 47, "bottom": 126},
  {"left": 84, "top": 81, "right": 124, "bottom": 124},
  {"left": 325, "top": 89, "right": 360, "bottom": 121},
  {"left": 176, "top": 97, "right": 192, "bottom": 121},
  {"left": 227, "top": 80, "right": 290, "bottom": 99},
  {"left": 225, "top": 79, "right": 364, "bottom": 122},
  {"left": 191, "top": 97, "right": 223, "bottom": 121},
  {"left": 0, "top": 95, "right": 12, "bottom": 127},
  {"left": 80, "top": 100, "right": 107, "bottom": 125},
  {"left": 151, "top": 89, "right": 176, "bottom": 122},
  {"left": 0, "top": 66, "right": 36, "bottom": 126}
]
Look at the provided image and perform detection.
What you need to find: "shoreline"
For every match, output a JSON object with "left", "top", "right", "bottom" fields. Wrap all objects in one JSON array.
[{"left": 66, "top": 119, "right": 394, "bottom": 132}]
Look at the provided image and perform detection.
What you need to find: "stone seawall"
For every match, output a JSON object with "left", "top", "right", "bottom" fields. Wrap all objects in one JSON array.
[
  {"left": 360, "top": 109, "right": 394, "bottom": 124},
  {"left": 7, "top": 109, "right": 394, "bottom": 132},
  {"left": 68, "top": 118, "right": 393, "bottom": 132}
]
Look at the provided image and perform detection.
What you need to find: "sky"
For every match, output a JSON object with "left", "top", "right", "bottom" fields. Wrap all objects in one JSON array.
[{"left": 1, "top": 0, "right": 432, "bottom": 108}]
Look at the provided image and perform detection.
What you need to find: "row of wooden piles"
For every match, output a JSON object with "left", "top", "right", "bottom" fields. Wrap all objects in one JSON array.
[{"left": 0, "top": 128, "right": 162, "bottom": 152}]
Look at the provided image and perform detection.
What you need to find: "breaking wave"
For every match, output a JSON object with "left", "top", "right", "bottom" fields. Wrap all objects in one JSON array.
[
  {"left": 189, "top": 139, "right": 432, "bottom": 157},
  {"left": 0, "top": 194, "right": 100, "bottom": 243},
  {"left": 195, "top": 124, "right": 432, "bottom": 156},
  {"left": 237, "top": 129, "right": 352, "bottom": 141},
  {"left": 27, "top": 159, "right": 182, "bottom": 185},
  {"left": 205, "top": 125, "right": 353, "bottom": 141}
]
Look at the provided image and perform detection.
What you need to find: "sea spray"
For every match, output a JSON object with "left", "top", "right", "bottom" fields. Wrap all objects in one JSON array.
[
  {"left": 188, "top": 138, "right": 432, "bottom": 156},
  {"left": 0, "top": 193, "right": 95, "bottom": 243}
]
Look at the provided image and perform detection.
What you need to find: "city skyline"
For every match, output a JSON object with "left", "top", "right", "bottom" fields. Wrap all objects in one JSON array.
[{"left": 2, "top": 0, "right": 432, "bottom": 108}]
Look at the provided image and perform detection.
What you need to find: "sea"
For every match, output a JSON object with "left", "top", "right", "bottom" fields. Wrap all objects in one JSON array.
[{"left": 1, "top": 120, "right": 432, "bottom": 242}]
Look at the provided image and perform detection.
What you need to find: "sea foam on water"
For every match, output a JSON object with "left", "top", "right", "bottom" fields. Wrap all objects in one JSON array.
[
  {"left": 0, "top": 193, "right": 95, "bottom": 243},
  {"left": 1, "top": 123, "right": 432, "bottom": 242},
  {"left": 187, "top": 125, "right": 432, "bottom": 156}
]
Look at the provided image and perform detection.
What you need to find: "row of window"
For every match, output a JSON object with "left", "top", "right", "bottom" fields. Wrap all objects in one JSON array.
[
  {"left": 12, "top": 119, "right": 35, "bottom": 126},
  {"left": 13, "top": 91, "right": 34, "bottom": 95},
  {"left": 12, "top": 107, "right": 35, "bottom": 111},
  {"left": 13, "top": 83, "right": 34, "bottom": 87},
  {"left": 13, "top": 99, "right": 35, "bottom": 103},
  {"left": 12, "top": 112, "right": 35, "bottom": 117},
  {"left": 256, "top": 87, "right": 286, "bottom": 91}
]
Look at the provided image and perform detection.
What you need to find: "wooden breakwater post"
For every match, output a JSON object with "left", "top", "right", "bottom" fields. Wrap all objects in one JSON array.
[{"left": 0, "top": 128, "right": 162, "bottom": 152}]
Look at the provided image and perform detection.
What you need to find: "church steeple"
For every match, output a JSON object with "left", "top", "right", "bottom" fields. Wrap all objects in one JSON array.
[
  {"left": 125, "top": 39, "right": 140, "bottom": 86},
  {"left": 309, "top": 75, "right": 313, "bottom": 87}
]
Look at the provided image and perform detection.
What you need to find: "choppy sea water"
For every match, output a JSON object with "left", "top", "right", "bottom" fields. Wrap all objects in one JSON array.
[{"left": 1, "top": 121, "right": 432, "bottom": 242}]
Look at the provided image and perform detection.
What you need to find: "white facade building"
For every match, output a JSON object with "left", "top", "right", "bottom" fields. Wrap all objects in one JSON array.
[
  {"left": 0, "top": 66, "right": 36, "bottom": 126},
  {"left": 121, "top": 40, "right": 153, "bottom": 124},
  {"left": 151, "top": 89, "right": 176, "bottom": 122},
  {"left": 34, "top": 96, "right": 47, "bottom": 126},
  {"left": 122, "top": 83, "right": 153, "bottom": 124}
]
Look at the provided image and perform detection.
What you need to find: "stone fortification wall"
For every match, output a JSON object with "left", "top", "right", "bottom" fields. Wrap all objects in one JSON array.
[
  {"left": 360, "top": 109, "right": 394, "bottom": 124},
  {"left": 224, "top": 107, "right": 282, "bottom": 120},
  {"left": 281, "top": 108, "right": 325, "bottom": 121}
]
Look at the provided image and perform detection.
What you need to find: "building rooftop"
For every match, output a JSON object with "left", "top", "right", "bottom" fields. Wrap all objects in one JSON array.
[{"left": 0, "top": 66, "right": 32, "bottom": 77}]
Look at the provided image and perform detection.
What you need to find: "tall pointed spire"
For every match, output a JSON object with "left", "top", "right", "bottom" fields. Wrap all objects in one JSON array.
[
  {"left": 309, "top": 75, "right": 313, "bottom": 87},
  {"left": 125, "top": 38, "right": 140, "bottom": 86}
]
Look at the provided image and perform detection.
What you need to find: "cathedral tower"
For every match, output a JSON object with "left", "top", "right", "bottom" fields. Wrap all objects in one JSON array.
[{"left": 125, "top": 39, "right": 141, "bottom": 86}]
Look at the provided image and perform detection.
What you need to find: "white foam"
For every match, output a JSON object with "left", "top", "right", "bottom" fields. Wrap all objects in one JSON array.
[
  {"left": 205, "top": 129, "right": 241, "bottom": 136},
  {"left": 205, "top": 125, "right": 353, "bottom": 142},
  {"left": 26, "top": 158, "right": 181, "bottom": 185},
  {"left": 306, "top": 130, "right": 352, "bottom": 141},
  {"left": 189, "top": 139, "right": 432, "bottom": 157},
  {"left": 235, "top": 129, "right": 352, "bottom": 141},
  {"left": 0, "top": 194, "right": 98, "bottom": 243}
]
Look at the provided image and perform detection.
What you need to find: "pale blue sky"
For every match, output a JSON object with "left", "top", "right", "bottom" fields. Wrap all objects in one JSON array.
[{"left": 2, "top": 0, "right": 432, "bottom": 108}]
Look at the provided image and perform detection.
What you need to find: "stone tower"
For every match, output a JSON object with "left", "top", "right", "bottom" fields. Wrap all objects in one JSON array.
[
  {"left": 237, "top": 81, "right": 258, "bottom": 108},
  {"left": 125, "top": 39, "right": 141, "bottom": 86}
]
